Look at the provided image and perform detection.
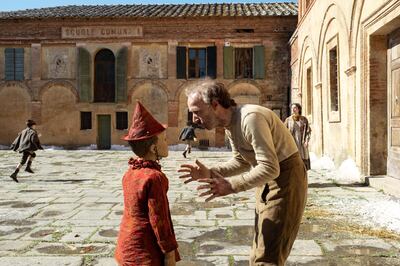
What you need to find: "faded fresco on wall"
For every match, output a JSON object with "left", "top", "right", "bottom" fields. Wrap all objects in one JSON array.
[
  {"left": 139, "top": 48, "right": 161, "bottom": 78},
  {"left": 51, "top": 55, "right": 68, "bottom": 78},
  {"left": 42, "top": 47, "right": 76, "bottom": 79},
  {"left": 132, "top": 44, "right": 167, "bottom": 78}
]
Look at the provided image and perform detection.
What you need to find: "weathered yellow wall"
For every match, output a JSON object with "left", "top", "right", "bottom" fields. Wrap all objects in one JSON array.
[
  {"left": 0, "top": 85, "right": 32, "bottom": 143},
  {"left": 293, "top": 0, "right": 400, "bottom": 177},
  {"left": 40, "top": 85, "right": 79, "bottom": 146}
]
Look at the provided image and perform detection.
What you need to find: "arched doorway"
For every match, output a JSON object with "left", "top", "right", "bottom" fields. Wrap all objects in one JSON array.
[
  {"left": 94, "top": 49, "right": 115, "bottom": 102},
  {"left": 228, "top": 82, "right": 261, "bottom": 105}
]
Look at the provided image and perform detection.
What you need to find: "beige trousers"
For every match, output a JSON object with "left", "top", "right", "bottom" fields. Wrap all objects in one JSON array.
[{"left": 249, "top": 152, "right": 308, "bottom": 266}]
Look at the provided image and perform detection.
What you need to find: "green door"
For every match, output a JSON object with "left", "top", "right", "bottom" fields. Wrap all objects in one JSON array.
[{"left": 97, "top": 115, "right": 111, "bottom": 150}]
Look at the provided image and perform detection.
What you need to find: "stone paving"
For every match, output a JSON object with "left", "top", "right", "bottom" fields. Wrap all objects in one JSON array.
[{"left": 0, "top": 149, "right": 399, "bottom": 266}]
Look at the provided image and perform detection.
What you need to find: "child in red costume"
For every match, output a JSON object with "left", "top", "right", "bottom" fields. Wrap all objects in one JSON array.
[{"left": 115, "top": 102, "right": 180, "bottom": 266}]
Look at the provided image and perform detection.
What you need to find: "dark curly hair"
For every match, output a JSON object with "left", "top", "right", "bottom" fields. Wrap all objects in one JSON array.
[
  {"left": 128, "top": 136, "right": 157, "bottom": 157},
  {"left": 290, "top": 103, "right": 302, "bottom": 115}
]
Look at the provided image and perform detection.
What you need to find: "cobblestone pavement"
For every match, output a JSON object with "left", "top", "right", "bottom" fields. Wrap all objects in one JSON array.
[{"left": 0, "top": 150, "right": 399, "bottom": 266}]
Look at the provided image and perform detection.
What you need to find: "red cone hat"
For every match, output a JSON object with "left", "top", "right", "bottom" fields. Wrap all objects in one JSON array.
[{"left": 123, "top": 101, "right": 166, "bottom": 141}]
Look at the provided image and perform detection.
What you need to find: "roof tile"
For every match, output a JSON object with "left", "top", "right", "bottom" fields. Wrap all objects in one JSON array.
[{"left": 0, "top": 3, "right": 298, "bottom": 20}]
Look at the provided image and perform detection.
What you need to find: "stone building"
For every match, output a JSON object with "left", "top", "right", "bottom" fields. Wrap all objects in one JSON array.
[
  {"left": 290, "top": 0, "right": 400, "bottom": 188},
  {"left": 0, "top": 3, "right": 297, "bottom": 149}
]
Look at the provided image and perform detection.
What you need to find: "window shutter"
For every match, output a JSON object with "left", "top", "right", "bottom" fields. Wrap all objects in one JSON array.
[
  {"left": 4, "top": 48, "right": 15, "bottom": 81},
  {"left": 116, "top": 47, "right": 128, "bottom": 102},
  {"left": 176, "top": 46, "right": 186, "bottom": 79},
  {"left": 223, "top": 46, "right": 234, "bottom": 79},
  {"left": 207, "top": 46, "right": 217, "bottom": 79},
  {"left": 78, "top": 48, "right": 91, "bottom": 102},
  {"left": 14, "top": 48, "right": 24, "bottom": 81},
  {"left": 254, "top": 45, "right": 265, "bottom": 79}
]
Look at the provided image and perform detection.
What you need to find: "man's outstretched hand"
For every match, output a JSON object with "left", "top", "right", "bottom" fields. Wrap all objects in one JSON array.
[
  {"left": 197, "top": 171, "right": 235, "bottom": 202},
  {"left": 178, "top": 160, "right": 211, "bottom": 184}
]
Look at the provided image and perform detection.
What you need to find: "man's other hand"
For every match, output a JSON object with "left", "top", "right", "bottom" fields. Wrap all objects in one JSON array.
[
  {"left": 197, "top": 173, "right": 235, "bottom": 201},
  {"left": 178, "top": 160, "right": 211, "bottom": 184}
]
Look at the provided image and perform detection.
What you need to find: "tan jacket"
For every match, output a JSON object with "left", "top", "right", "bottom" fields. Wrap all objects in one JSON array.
[{"left": 212, "top": 104, "right": 298, "bottom": 192}]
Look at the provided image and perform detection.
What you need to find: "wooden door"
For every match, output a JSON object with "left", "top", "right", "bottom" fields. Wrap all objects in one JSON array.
[{"left": 97, "top": 115, "right": 111, "bottom": 150}]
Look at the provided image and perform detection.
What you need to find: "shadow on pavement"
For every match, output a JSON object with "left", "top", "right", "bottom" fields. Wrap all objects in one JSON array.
[{"left": 308, "top": 182, "right": 367, "bottom": 188}]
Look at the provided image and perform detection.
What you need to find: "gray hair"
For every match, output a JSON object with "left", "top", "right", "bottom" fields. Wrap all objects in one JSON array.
[{"left": 185, "top": 79, "right": 236, "bottom": 108}]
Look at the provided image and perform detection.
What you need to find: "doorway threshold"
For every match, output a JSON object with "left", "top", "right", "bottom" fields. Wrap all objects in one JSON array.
[{"left": 365, "top": 175, "right": 400, "bottom": 197}]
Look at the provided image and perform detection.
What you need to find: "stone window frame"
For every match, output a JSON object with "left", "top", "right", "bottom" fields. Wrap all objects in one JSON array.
[
  {"left": 326, "top": 34, "right": 341, "bottom": 123},
  {"left": 304, "top": 59, "right": 313, "bottom": 122}
]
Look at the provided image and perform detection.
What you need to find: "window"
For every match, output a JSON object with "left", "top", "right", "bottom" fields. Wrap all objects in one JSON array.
[
  {"left": 94, "top": 49, "right": 115, "bottom": 103},
  {"left": 235, "top": 29, "right": 254, "bottom": 33},
  {"left": 235, "top": 48, "right": 253, "bottom": 79},
  {"left": 326, "top": 35, "right": 341, "bottom": 122},
  {"left": 4, "top": 48, "right": 24, "bottom": 81},
  {"left": 116, "top": 112, "right": 128, "bottom": 130},
  {"left": 80, "top": 112, "right": 92, "bottom": 130},
  {"left": 306, "top": 65, "right": 313, "bottom": 116},
  {"left": 223, "top": 45, "right": 264, "bottom": 79},
  {"left": 188, "top": 48, "right": 206, "bottom": 78},
  {"left": 176, "top": 46, "right": 216, "bottom": 79},
  {"left": 329, "top": 46, "right": 339, "bottom": 112}
]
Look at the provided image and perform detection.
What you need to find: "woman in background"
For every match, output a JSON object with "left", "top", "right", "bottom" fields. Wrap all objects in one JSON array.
[{"left": 284, "top": 103, "right": 312, "bottom": 170}]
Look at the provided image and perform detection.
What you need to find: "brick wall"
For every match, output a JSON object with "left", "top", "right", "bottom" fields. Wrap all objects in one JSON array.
[{"left": 0, "top": 15, "right": 297, "bottom": 147}]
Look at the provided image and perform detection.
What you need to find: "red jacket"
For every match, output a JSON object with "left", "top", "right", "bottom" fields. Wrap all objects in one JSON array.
[{"left": 115, "top": 159, "right": 180, "bottom": 266}]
